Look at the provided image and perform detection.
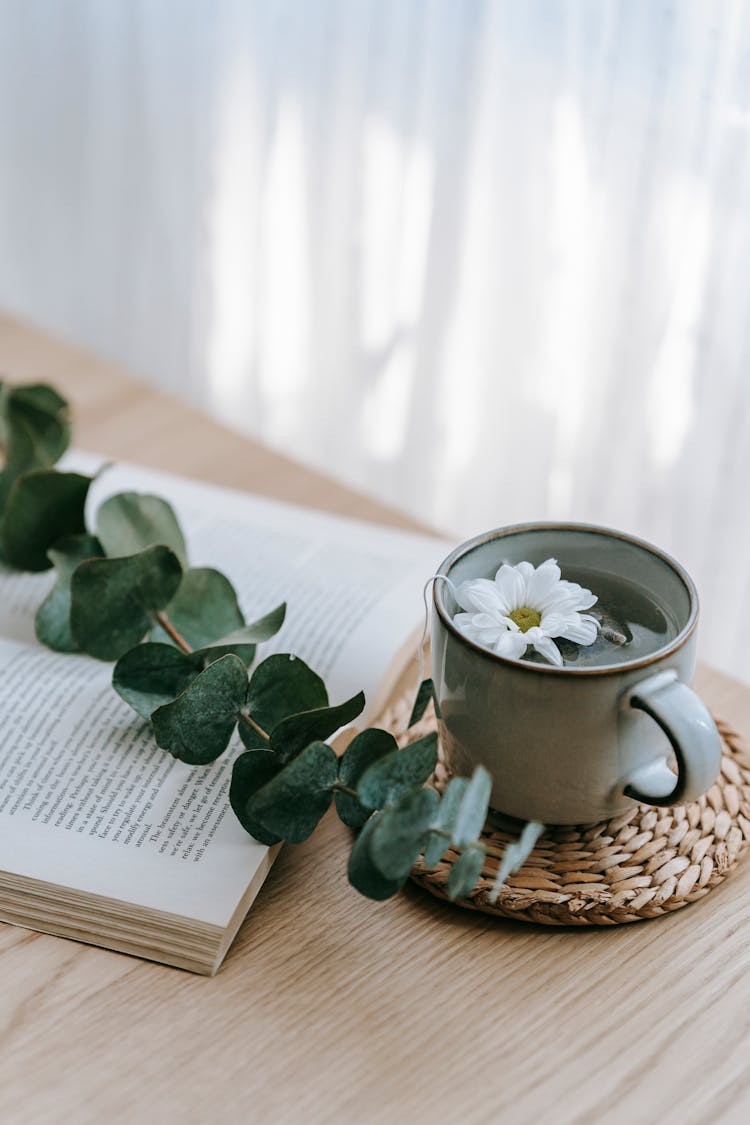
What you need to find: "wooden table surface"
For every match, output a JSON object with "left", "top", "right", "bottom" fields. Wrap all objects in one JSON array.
[{"left": 1, "top": 312, "right": 750, "bottom": 1125}]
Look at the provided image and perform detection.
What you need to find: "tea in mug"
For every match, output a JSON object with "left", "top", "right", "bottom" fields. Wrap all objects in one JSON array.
[{"left": 526, "top": 567, "right": 681, "bottom": 669}]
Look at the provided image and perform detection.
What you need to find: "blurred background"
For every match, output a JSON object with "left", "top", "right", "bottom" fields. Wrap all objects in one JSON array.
[{"left": 0, "top": 0, "right": 749, "bottom": 681}]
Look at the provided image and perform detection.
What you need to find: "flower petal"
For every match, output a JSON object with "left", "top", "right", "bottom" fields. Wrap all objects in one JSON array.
[
  {"left": 455, "top": 579, "right": 506, "bottom": 615},
  {"left": 538, "top": 611, "right": 571, "bottom": 638},
  {"left": 531, "top": 635, "right": 563, "bottom": 666},
  {"left": 538, "top": 584, "right": 597, "bottom": 616},
  {"left": 452, "top": 612, "right": 482, "bottom": 641},
  {"left": 559, "top": 615, "right": 598, "bottom": 646},
  {"left": 558, "top": 580, "right": 597, "bottom": 611},
  {"left": 494, "top": 563, "right": 526, "bottom": 611},
  {"left": 476, "top": 626, "right": 506, "bottom": 644},
  {"left": 525, "top": 558, "right": 562, "bottom": 609},
  {"left": 494, "top": 630, "right": 528, "bottom": 660},
  {"left": 471, "top": 612, "right": 503, "bottom": 630},
  {"left": 456, "top": 608, "right": 517, "bottom": 644}
]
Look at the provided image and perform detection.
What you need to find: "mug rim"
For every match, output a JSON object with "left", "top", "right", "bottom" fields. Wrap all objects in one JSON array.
[{"left": 433, "top": 521, "right": 699, "bottom": 677}]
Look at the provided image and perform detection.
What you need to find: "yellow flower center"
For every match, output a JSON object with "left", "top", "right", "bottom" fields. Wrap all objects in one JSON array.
[{"left": 509, "top": 606, "right": 541, "bottom": 633}]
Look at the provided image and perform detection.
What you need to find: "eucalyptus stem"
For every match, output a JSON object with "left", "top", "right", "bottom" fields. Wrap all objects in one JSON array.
[
  {"left": 154, "top": 610, "right": 192, "bottom": 654},
  {"left": 331, "top": 781, "right": 359, "bottom": 799},
  {"left": 239, "top": 711, "right": 271, "bottom": 743}
]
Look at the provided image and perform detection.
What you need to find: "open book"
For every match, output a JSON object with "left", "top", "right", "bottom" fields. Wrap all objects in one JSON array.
[{"left": 0, "top": 457, "right": 451, "bottom": 974}]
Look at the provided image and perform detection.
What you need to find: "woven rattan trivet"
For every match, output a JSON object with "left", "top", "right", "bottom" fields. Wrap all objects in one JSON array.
[{"left": 379, "top": 693, "right": 750, "bottom": 925}]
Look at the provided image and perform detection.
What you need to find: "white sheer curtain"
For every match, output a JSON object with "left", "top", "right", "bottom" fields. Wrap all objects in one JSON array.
[{"left": 1, "top": 0, "right": 750, "bottom": 680}]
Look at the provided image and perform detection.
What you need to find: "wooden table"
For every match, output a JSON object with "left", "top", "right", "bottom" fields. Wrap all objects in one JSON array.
[{"left": 1, "top": 312, "right": 749, "bottom": 1125}]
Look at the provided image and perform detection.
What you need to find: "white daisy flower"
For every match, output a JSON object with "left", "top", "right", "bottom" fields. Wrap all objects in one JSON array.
[{"left": 453, "top": 558, "right": 598, "bottom": 667}]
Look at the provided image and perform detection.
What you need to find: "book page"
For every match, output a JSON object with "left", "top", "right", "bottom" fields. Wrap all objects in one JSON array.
[
  {"left": 0, "top": 453, "right": 454, "bottom": 927},
  {"left": 0, "top": 637, "right": 269, "bottom": 925}
]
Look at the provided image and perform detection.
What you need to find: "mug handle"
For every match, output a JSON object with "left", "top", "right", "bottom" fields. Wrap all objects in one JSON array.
[{"left": 621, "top": 670, "right": 722, "bottom": 807}]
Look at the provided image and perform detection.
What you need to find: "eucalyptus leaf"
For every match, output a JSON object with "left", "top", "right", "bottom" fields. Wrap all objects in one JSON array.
[
  {"left": 6, "top": 382, "right": 68, "bottom": 415},
  {"left": 230, "top": 751, "right": 283, "bottom": 846},
  {"left": 335, "top": 728, "right": 397, "bottom": 828},
  {"left": 151, "top": 567, "right": 244, "bottom": 649},
  {"left": 190, "top": 603, "right": 286, "bottom": 672},
  {"left": 239, "top": 654, "right": 328, "bottom": 751},
  {"left": 0, "top": 381, "right": 70, "bottom": 467},
  {"left": 0, "top": 469, "right": 91, "bottom": 571},
  {"left": 447, "top": 846, "right": 485, "bottom": 901},
  {"left": 0, "top": 418, "right": 39, "bottom": 474},
  {"left": 70, "top": 544, "right": 183, "bottom": 660},
  {"left": 369, "top": 787, "right": 439, "bottom": 880},
  {"left": 151, "top": 653, "right": 248, "bottom": 764},
  {"left": 0, "top": 464, "right": 24, "bottom": 516},
  {"left": 408, "top": 678, "right": 435, "bottom": 728},
  {"left": 269, "top": 690, "right": 366, "bottom": 763},
  {"left": 96, "top": 491, "right": 188, "bottom": 567},
  {"left": 357, "top": 733, "right": 438, "bottom": 811},
  {"left": 488, "top": 820, "right": 546, "bottom": 903},
  {"left": 114, "top": 636, "right": 266, "bottom": 723},
  {"left": 194, "top": 641, "right": 258, "bottom": 668},
  {"left": 347, "top": 813, "right": 408, "bottom": 901},
  {"left": 421, "top": 833, "right": 448, "bottom": 871},
  {"left": 246, "top": 741, "right": 338, "bottom": 844},
  {"left": 113, "top": 642, "right": 203, "bottom": 720},
  {"left": 34, "top": 533, "right": 103, "bottom": 652},
  {"left": 452, "top": 766, "right": 492, "bottom": 848},
  {"left": 217, "top": 602, "right": 286, "bottom": 644},
  {"left": 422, "top": 776, "right": 471, "bottom": 868}
]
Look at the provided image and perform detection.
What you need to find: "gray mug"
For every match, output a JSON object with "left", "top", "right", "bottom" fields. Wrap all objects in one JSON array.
[{"left": 431, "top": 523, "right": 722, "bottom": 825}]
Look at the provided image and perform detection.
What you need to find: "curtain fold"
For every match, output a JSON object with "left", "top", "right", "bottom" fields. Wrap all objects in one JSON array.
[{"left": 0, "top": 0, "right": 749, "bottom": 679}]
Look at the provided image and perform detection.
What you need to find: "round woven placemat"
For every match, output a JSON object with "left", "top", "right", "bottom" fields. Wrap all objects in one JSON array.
[{"left": 379, "top": 694, "right": 750, "bottom": 925}]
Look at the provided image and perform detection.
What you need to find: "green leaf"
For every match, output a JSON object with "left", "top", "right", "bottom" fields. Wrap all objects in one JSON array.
[
  {"left": 357, "top": 733, "right": 438, "bottom": 811},
  {"left": 70, "top": 544, "right": 183, "bottom": 660},
  {"left": 151, "top": 654, "right": 248, "bottom": 764},
  {"left": 408, "top": 678, "right": 435, "bottom": 728},
  {"left": 335, "top": 728, "right": 397, "bottom": 828},
  {"left": 113, "top": 642, "right": 203, "bottom": 720},
  {"left": 6, "top": 382, "right": 67, "bottom": 415},
  {"left": 245, "top": 741, "right": 338, "bottom": 844},
  {"left": 452, "top": 766, "right": 492, "bottom": 847},
  {"left": 447, "top": 846, "right": 485, "bottom": 901},
  {"left": 96, "top": 492, "right": 188, "bottom": 567},
  {"left": 151, "top": 567, "right": 243, "bottom": 649},
  {"left": 0, "top": 469, "right": 91, "bottom": 570},
  {"left": 422, "top": 777, "right": 471, "bottom": 867},
  {"left": 230, "top": 751, "right": 283, "bottom": 846},
  {"left": 239, "top": 654, "right": 328, "bottom": 751},
  {"left": 195, "top": 641, "right": 258, "bottom": 668},
  {"left": 188, "top": 603, "right": 287, "bottom": 672},
  {"left": 0, "top": 382, "right": 69, "bottom": 519},
  {"left": 218, "top": 602, "right": 286, "bottom": 644},
  {"left": 488, "top": 821, "right": 546, "bottom": 903},
  {"left": 0, "top": 464, "right": 24, "bottom": 515},
  {"left": 34, "top": 534, "right": 103, "bottom": 652},
  {"left": 0, "top": 381, "right": 70, "bottom": 467},
  {"left": 347, "top": 813, "right": 409, "bottom": 901},
  {"left": 369, "top": 787, "right": 439, "bottom": 880},
  {"left": 270, "top": 691, "right": 366, "bottom": 763}
]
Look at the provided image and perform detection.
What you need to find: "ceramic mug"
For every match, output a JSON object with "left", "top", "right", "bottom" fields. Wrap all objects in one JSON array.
[{"left": 431, "top": 523, "right": 722, "bottom": 825}]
